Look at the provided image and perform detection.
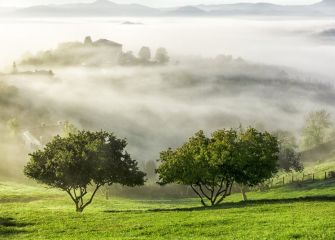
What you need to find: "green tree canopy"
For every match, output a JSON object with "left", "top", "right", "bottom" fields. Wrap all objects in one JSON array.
[
  {"left": 157, "top": 128, "right": 279, "bottom": 206},
  {"left": 157, "top": 131, "right": 231, "bottom": 206},
  {"left": 235, "top": 128, "right": 279, "bottom": 186},
  {"left": 24, "top": 130, "right": 145, "bottom": 212}
]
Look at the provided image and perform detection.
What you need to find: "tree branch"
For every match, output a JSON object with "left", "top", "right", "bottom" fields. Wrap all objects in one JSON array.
[
  {"left": 212, "top": 180, "right": 225, "bottom": 204},
  {"left": 81, "top": 184, "right": 101, "bottom": 210},
  {"left": 73, "top": 188, "right": 79, "bottom": 201},
  {"left": 203, "top": 183, "right": 213, "bottom": 192},
  {"left": 216, "top": 181, "right": 233, "bottom": 205},
  {"left": 198, "top": 184, "right": 212, "bottom": 202},
  {"left": 66, "top": 189, "right": 76, "bottom": 203},
  {"left": 191, "top": 184, "right": 208, "bottom": 207},
  {"left": 227, "top": 181, "right": 234, "bottom": 196}
]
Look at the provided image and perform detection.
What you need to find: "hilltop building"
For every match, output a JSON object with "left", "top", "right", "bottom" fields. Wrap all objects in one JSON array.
[{"left": 87, "top": 37, "right": 123, "bottom": 65}]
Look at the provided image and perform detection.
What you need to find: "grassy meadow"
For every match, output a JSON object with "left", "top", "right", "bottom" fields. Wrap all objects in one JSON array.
[{"left": 1, "top": 177, "right": 335, "bottom": 240}]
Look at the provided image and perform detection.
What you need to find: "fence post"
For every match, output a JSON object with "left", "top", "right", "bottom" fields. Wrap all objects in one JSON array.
[
  {"left": 325, "top": 172, "right": 327, "bottom": 180},
  {"left": 282, "top": 177, "right": 285, "bottom": 185},
  {"left": 312, "top": 173, "right": 315, "bottom": 182}
]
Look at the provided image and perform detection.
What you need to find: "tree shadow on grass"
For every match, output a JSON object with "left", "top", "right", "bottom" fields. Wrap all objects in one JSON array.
[
  {"left": 103, "top": 195, "right": 335, "bottom": 213},
  {"left": 0, "top": 217, "right": 33, "bottom": 237},
  {"left": 0, "top": 196, "right": 43, "bottom": 204}
]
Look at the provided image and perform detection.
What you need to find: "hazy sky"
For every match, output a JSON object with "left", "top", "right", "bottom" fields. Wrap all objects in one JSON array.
[{"left": 0, "top": 0, "right": 321, "bottom": 8}]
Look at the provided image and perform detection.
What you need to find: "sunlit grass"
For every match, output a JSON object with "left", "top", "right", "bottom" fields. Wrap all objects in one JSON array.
[{"left": 1, "top": 179, "right": 335, "bottom": 240}]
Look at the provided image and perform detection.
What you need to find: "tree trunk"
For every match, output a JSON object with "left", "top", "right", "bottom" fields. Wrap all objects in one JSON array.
[
  {"left": 76, "top": 207, "right": 83, "bottom": 213},
  {"left": 240, "top": 185, "right": 248, "bottom": 201},
  {"left": 105, "top": 188, "right": 109, "bottom": 200}
]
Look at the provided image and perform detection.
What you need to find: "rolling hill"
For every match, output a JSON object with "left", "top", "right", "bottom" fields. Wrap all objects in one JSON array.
[{"left": 2, "top": 0, "right": 335, "bottom": 17}]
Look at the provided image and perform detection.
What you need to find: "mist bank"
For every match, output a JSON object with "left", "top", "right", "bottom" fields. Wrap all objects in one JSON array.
[
  {"left": 1, "top": 16, "right": 335, "bottom": 179},
  {"left": 1, "top": 17, "right": 335, "bottom": 79},
  {"left": 1, "top": 54, "right": 335, "bottom": 176}
]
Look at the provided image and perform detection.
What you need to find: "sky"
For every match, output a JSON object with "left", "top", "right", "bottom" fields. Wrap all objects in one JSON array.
[{"left": 0, "top": 0, "right": 321, "bottom": 8}]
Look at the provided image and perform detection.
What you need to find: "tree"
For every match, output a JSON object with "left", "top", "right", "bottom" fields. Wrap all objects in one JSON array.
[
  {"left": 154, "top": 48, "right": 169, "bottom": 64},
  {"left": 61, "top": 120, "right": 79, "bottom": 137},
  {"left": 6, "top": 118, "right": 20, "bottom": 136},
  {"left": 301, "top": 110, "right": 332, "bottom": 150},
  {"left": 157, "top": 131, "right": 234, "bottom": 206},
  {"left": 157, "top": 128, "right": 279, "bottom": 206},
  {"left": 12, "top": 62, "right": 18, "bottom": 74},
  {"left": 209, "top": 129, "right": 242, "bottom": 202},
  {"left": 274, "top": 131, "right": 303, "bottom": 172},
  {"left": 234, "top": 128, "right": 279, "bottom": 200},
  {"left": 120, "top": 51, "right": 137, "bottom": 65},
  {"left": 278, "top": 148, "right": 302, "bottom": 172},
  {"left": 24, "top": 131, "right": 146, "bottom": 212},
  {"left": 84, "top": 36, "right": 93, "bottom": 45},
  {"left": 138, "top": 47, "right": 151, "bottom": 62},
  {"left": 144, "top": 160, "right": 157, "bottom": 183}
]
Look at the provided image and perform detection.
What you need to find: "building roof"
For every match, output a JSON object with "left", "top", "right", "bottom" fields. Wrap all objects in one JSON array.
[{"left": 93, "top": 39, "right": 123, "bottom": 47}]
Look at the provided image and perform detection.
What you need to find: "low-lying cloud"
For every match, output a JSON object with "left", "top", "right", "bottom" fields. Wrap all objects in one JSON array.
[{"left": 1, "top": 16, "right": 335, "bottom": 178}]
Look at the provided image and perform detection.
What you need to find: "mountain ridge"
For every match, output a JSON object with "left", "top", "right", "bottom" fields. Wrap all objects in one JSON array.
[{"left": 3, "top": 0, "right": 334, "bottom": 17}]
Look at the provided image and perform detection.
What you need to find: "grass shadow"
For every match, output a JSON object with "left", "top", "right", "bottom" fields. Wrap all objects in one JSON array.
[
  {"left": 103, "top": 195, "right": 335, "bottom": 214},
  {"left": 0, "top": 196, "right": 43, "bottom": 203},
  {"left": 0, "top": 217, "right": 33, "bottom": 237}
]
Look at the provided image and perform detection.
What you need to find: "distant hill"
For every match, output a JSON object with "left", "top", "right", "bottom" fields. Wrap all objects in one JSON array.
[
  {"left": 315, "top": 0, "right": 335, "bottom": 6},
  {"left": 3, "top": 0, "right": 335, "bottom": 17},
  {"left": 312, "top": 0, "right": 335, "bottom": 15},
  {"left": 192, "top": 1, "right": 335, "bottom": 16},
  {"left": 14, "top": 0, "right": 160, "bottom": 17},
  {"left": 166, "top": 6, "right": 207, "bottom": 16}
]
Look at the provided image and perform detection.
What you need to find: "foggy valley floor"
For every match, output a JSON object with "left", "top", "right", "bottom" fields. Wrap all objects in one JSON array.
[{"left": 1, "top": 178, "right": 335, "bottom": 240}]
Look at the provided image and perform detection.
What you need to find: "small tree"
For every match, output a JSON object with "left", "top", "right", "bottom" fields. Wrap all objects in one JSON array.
[
  {"left": 157, "top": 131, "right": 234, "bottom": 206},
  {"left": 274, "top": 131, "right": 303, "bottom": 172},
  {"left": 144, "top": 160, "right": 157, "bottom": 183},
  {"left": 6, "top": 118, "right": 20, "bottom": 136},
  {"left": 301, "top": 110, "right": 332, "bottom": 150},
  {"left": 24, "top": 131, "right": 145, "bottom": 212},
  {"left": 138, "top": 47, "right": 151, "bottom": 62},
  {"left": 155, "top": 48, "right": 169, "bottom": 64},
  {"left": 84, "top": 36, "right": 93, "bottom": 45},
  {"left": 157, "top": 128, "right": 279, "bottom": 206},
  {"left": 278, "top": 148, "right": 302, "bottom": 172},
  {"left": 61, "top": 120, "right": 79, "bottom": 137},
  {"left": 120, "top": 51, "right": 137, "bottom": 65}
]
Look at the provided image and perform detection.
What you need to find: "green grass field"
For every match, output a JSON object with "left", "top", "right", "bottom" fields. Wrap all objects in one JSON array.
[{"left": 1, "top": 178, "right": 335, "bottom": 240}]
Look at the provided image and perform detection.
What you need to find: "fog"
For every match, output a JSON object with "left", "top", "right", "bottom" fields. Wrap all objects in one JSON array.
[
  {"left": 1, "top": 16, "right": 335, "bottom": 178},
  {"left": 1, "top": 17, "right": 335, "bottom": 77}
]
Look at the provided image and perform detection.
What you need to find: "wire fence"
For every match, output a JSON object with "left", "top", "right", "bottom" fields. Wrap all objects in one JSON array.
[{"left": 270, "top": 169, "right": 335, "bottom": 187}]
